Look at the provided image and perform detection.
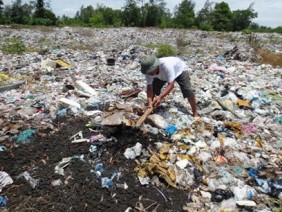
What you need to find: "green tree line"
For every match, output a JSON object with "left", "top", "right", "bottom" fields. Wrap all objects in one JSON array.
[{"left": 0, "top": 0, "right": 281, "bottom": 33}]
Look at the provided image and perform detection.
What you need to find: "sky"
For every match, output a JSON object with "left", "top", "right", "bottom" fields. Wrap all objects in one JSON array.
[{"left": 3, "top": 0, "right": 282, "bottom": 28}]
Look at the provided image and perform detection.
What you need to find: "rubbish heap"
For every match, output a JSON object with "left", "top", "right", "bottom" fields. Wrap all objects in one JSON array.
[{"left": 0, "top": 27, "right": 281, "bottom": 211}]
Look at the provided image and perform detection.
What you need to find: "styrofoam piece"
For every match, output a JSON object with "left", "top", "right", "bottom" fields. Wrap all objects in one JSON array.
[
  {"left": 59, "top": 98, "right": 81, "bottom": 109},
  {"left": 176, "top": 159, "right": 189, "bottom": 169},
  {"left": 71, "top": 138, "right": 89, "bottom": 143},
  {"left": 236, "top": 200, "right": 256, "bottom": 207},
  {"left": 75, "top": 80, "right": 99, "bottom": 96}
]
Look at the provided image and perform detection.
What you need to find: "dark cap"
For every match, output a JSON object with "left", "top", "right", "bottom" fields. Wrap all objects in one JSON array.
[{"left": 140, "top": 55, "right": 160, "bottom": 74}]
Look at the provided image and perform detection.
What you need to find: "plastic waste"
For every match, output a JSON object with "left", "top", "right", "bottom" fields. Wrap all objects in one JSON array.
[
  {"left": 232, "top": 182, "right": 256, "bottom": 200},
  {"left": 55, "top": 157, "right": 72, "bottom": 176},
  {"left": 17, "top": 171, "right": 39, "bottom": 189},
  {"left": 176, "top": 159, "right": 189, "bottom": 169},
  {"left": 57, "top": 108, "right": 67, "bottom": 116},
  {"left": 209, "top": 63, "right": 227, "bottom": 72},
  {"left": 124, "top": 142, "right": 142, "bottom": 159},
  {"left": 273, "top": 116, "right": 282, "bottom": 125},
  {"left": 165, "top": 125, "right": 178, "bottom": 135},
  {"left": 147, "top": 114, "right": 169, "bottom": 129},
  {"left": 141, "top": 124, "right": 159, "bottom": 135},
  {"left": 51, "top": 179, "right": 63, "bottom": 187},
  {"left": 219, "top": 198, "right": 237, "bottom": 211},
  {"left": 232, "top": 166, "right": 244, "bottom": 176},
  {"left": 101, "top": 177, "right": 113, "bottom": 188},
  {"left": 0, "top": 146, "right": 7, "bottom": 152},
  {"left": 211, "top": 189, "right": 234, "bottom": 202},
  {"left": 219, "top": 167, "right": 234, "bottom": 184},
  {"left": 101, "top": 172, "right": 120, "bottom": 189},
  {"left": 59, "top": 98, "right": 81, "bottom": 109},
  {"left": 236, "top": 200, "right": 257, "bottom": 207},
  {"left": 16, "top": 129, "right": 36, "bottom": 143},
  {"left": 0, "top": 195, "right": 7, "bottom": 207},
  {"left": 41, "top": 58, "right": 57, "bottom": 72},
  {"left": 197, "top": 152, "right": 212, "bottom": 162},
  {"left": 0, "top": 172, "right": 13, "bottom": 192},
  {"left": 95, "top": 163, "right": 105, "bottom": 178},
  {"left": 249, "top": 168, "right": 282, "bottom": 197},
  {"left": 75, "top": 80, "right": 99, "bottom": 96}
]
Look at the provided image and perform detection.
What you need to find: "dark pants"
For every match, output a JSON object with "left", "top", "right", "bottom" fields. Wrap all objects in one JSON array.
[{"left": 152, "top": 71, "right": 194, "bottom": 98}]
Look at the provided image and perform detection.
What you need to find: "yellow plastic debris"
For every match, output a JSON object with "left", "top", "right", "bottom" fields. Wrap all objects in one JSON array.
[
  {"left": 224, "top": 121, "right": 243, "bottom": 136},
  {"left": 150, "top": 154, "right": 161, "bottom": 163},
  {"left": 168, "top": 167, "right": 176, "bottom": 181},
  {"left": 237, "top": 98, "right": 252, "bottom": 108},
  {"left": 160, "top": 172, "right": 177, "bottom": 188},
  {"left": 176, "top": 154, "right": 192, "bottom": 161},
  {"left": 0, "top": 73, "right": 9, "bottom": 80},
  {"left": 255, "top": 136, "right": 264, "bottom": 148},
  {"left": 55, "top": 59, "right": 72, "bottom": 68},
  {"left": 177, "top": 144, "right": 190, "bottom": 150},
  {"left": 218, "top": 133, "right": 224, "bottom": 145}
]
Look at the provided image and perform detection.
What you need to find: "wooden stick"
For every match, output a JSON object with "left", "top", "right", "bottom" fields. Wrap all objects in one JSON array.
[{"left": 135, "top": 107, "right": 153, "bottom": 127}]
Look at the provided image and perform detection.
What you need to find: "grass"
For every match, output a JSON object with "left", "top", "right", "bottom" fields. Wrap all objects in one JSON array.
[
  {"left": 257, "top": 49, "right": 282, "bottom": 67},
  {"left": 176, "top": 33, "right": 191, "bottom": 55},
  {"left": 247, "top": 33, "right": 282, "bottom": 67},
  {"left": 145, "top": 43, "right": 178, "bottom": 57},
  {"left": 0, "top": 37, "right": 27, "bottom": 54},
  {"left": 156, "top": 44, "right": 177, "bottom": 58}
]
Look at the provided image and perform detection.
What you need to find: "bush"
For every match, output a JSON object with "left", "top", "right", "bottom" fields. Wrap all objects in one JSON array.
[
  {"left": 1, "top": 37, "right": 27, "bottom": 54},
  {"left": 200, "top": 24, "right": 213, "bottom": 31},
  {"left": 156, "top": 44, "right": 177, "bottom": 58}
]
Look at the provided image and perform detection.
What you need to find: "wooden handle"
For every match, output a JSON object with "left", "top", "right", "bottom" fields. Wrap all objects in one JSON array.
[{"left": 135, "top": 107, "right": 153, "bottom": 127}]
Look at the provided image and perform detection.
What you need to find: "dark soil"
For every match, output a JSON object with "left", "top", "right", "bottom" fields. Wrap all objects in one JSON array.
[{"left": 0, "top": 117, "right": 188, "bottom": 212}]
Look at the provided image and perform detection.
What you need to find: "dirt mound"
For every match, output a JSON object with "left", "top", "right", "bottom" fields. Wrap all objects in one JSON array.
[{"left": 0, "top": 117, "right": 187, "bottom": 211}]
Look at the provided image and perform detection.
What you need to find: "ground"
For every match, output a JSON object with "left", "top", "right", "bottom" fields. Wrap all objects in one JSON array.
[{"left": 0, "top": 117, "right": 189, "bottom": 212}]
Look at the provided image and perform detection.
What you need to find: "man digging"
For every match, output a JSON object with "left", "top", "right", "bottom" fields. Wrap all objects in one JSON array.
[{"left": 140, "top": 55, "right": 199, "bottom": 117}]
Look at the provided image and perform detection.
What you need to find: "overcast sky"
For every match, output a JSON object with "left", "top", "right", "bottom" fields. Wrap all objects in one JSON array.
[{"left": 3, "top": 0, "right": 282, "bottom": 27}]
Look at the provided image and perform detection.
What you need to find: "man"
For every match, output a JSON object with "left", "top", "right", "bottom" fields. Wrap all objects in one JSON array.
[{"left": 140, "top": 55, "right": 199, "bottom": 117}]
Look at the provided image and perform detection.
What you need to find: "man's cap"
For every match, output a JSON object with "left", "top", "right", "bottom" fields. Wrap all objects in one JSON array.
[{"left": 140, "top": 55, "right": 160, "bottom": 74}]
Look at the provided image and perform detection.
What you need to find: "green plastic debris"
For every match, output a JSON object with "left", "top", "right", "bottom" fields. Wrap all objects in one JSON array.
[{"left": 16, "top": 130, "right": 36, "bottom": 143}]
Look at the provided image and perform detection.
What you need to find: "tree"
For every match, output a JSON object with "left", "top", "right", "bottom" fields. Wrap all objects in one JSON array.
[
  {"left": 122, "top": 0, "right": 141, "bottom": 26},
  {"left": 32, "top": 0, "right": 57, "bottom": 25},
  {"left": 143, "top": 0, "right": 168, "bottom": 27},
  {"left": 0, "top": 0, "right": 3, "bottom": 11},
  {"left": 78, "top": 5, "right": 95, "bottom": 24},
  {"left": 174, "top": 0, "right": 195, "bottom": 28},
  {"left": 34, "top": 0, "right": 44, "bottom": 18},
  {"left": 90, "top": 4, "right": 122, "bottom": 27},
  {"left": 0, "top": 0, "right": 5, "bottom": 24},
  {"left": 210, "top": 2, "right": 233, "bottom": 31},
  {"left": 196, "top": 0, "right": 214, "bottom": 30},
  {"left": 230, "top": 3, "right": 257, "bottom": 31}
]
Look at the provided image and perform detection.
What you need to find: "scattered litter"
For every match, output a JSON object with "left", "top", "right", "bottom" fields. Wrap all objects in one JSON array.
[
  {"left": 0, "top": 195, "right": 7, "bottom": 207},
  {"left": 17, "top": 171, "right": 39, "bottom": 189},
  {"left": 0, "top": 172, "right": 13, "bottom": 192},
  {"left": 0, "top": 27, "right": 281, "bottom": 211},
  {"left": 15, "top": 129, "right": 36, "bottom": 143},
  {"left": 124, "top": 142, "right": 143, "bottom": 159}
]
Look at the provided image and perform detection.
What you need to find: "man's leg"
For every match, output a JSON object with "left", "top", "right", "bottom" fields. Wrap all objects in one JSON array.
[
  {"left": 188, "top": 96, "right": 199, "bottom": 117},
  {"left": 176, "top": 71, "right": 199, "bottom": 117}
]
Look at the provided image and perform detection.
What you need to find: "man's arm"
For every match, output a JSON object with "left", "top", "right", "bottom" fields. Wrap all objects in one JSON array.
[
  {"left": 153, "top": 81, "right": 175, "bottom": 107},
  {"left": 147, "top": 84, "right": 154, "bottom": 108}
]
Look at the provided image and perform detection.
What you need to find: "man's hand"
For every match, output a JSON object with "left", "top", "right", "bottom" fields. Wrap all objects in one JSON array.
[{"left": 153, "top": 96, "right": 162, "bottom": 107}]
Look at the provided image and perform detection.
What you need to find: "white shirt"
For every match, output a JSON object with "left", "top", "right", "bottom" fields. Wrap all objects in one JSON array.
[{"left": 145, "top": 57, "right": 187, "bottom": 85}]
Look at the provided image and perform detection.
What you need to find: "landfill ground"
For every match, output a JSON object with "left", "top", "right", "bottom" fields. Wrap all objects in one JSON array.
[
  {"left": 0, "top": 27, "right": 282, "bottom": 211},
  {"left": 1, "top": 117, "right": 189, "bottom": 212}
]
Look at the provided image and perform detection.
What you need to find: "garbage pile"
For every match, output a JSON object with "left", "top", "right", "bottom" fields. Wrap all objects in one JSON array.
[{"left": 0, "top": 27, "right": 282, "bottom": 211}]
